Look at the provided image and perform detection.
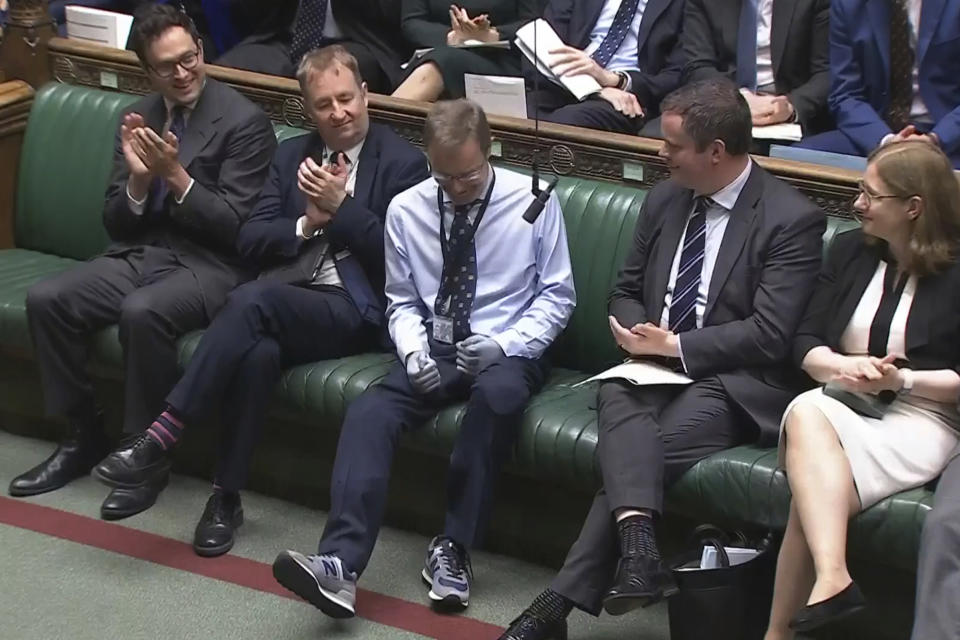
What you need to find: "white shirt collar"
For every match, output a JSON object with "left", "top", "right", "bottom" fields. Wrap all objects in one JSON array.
[{"left": 701, "top": 159, "right": 754, "bottom": 211}]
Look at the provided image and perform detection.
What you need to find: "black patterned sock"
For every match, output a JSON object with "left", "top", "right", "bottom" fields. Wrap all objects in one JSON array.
[
  {"left": 618, "top": 514, "right": 660, "bottom": 559},
  {"left": 527, "top": 589, "right": 574, "bottom": 622}
]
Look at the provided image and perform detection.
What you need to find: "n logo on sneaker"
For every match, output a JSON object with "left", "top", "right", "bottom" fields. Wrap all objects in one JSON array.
[
  {"left": 437, "top": 576, "right": 468, "bottom": 589},
  {"left": 321, "top": 559, "right": 339, "bottom": 577}
]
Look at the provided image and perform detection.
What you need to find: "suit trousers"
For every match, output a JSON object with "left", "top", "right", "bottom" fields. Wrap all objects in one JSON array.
[
  {"left": 528, "top": 85, "right": 642, "bottom": 135},
  {"left": 317, "top": 342, "right": 549, "bottom": 576},
  {"left": 26, "top": 247, "right": 207, "bottom": 434},
  {"left": 912, "top": 453, "right": 960, "bottom": 640},
  {"left": 797, "top": 127, "right": 960, "bottom": 169},
  {"left": 550, "top": 377, "right": 753, "bottom": 614},
  {"left": 165, "top": 279, "right": 370, "bottom": 492}
]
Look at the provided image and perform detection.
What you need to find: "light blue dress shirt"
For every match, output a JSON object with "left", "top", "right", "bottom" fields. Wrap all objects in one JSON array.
[
  {"left": 385, "top": 166, "right": 577, "bottom": 363},
  {"left": 584, "top": 0, "right": 649, "bottom": 73},
  {"left": 659, "top": 159, "right": 754, "bottom": 369}
]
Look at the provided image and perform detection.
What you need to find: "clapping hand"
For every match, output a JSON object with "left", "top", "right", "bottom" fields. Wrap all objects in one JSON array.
[
  {"left": 121, "top": 113, "right": 153, "bottom": 179},
  {"left": 447, "top": 4, "right": 498, "bottom": 44},
  {"left": 832, "top": 354, "right": 903, "bottom": 394},
  {"left": 133, "top": 126, "right": 180, "bottom": 180},
  {"left": 298, "top": 154, "right": 348, "bottom": 213}
]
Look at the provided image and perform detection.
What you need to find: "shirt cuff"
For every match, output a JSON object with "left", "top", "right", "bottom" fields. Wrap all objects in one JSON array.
[
  {"left": 490, "top": 329, "right": 528, "bottom": 360},
  {"left": 396, "top": 331, "right": 430, "bottom": 365},
  {"left": 676, "top": 335, "right": 689, "bottom": 374},
  {"left": 174, "top": 177, "right": 195, "bottom": 205},
  {"left": 126, "top": 181, "right": 147, "bottom": 216},
  {"left": 296, "top": 215, "right": 320, "bottom": 240}
]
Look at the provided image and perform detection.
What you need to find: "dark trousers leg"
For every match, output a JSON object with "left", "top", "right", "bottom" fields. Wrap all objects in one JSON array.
[
  {"left": 552, "top": 377, "right": 747, "bottom": 614},
  {"left": 26, "top": 248, "right": 206, "bottom": 433},
  {"left": 318, "top": 359, "right": 452, "bottom": 575},
  {"left": 528, "top": 87, "right": 640, "bottom": 134},
  {"left": 215, "top": 39, "right": 294, "bottom": 76},
  {"left": 444, "top": 356, "right": 549, "bottom": 548},
  {"left": 912, "top": 455, "right": 960, "bottom": 640},
  {"left": 165, "top": 281, "right": 369, "bottom": 492}
]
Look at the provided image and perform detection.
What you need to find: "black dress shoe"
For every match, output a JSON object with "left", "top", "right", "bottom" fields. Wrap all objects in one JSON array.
[
  {"left": 193, "top": 491, "right": 244, "bottom": 557},
  {"left": 93, "top": 434, "right": 170, "bottom": 488},
  {"left": 602, "top": 554, "right": 679, "bottom": 616},
  {"left": 789, "top": 582, "right": 867, "bottom": 632},
  {"left": 498, "top": 613, "right": 567, "bottom": 640},
  {"left": 9, "top": 429, "right": 111, "bottom": 497},
  {"left": 100, "top": 470, "right": 169, "bottom": 521}
]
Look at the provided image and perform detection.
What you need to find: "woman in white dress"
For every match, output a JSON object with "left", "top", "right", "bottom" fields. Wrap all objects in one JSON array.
[{"left": 764, "top": 140, "right": 960, "bottom": 640}]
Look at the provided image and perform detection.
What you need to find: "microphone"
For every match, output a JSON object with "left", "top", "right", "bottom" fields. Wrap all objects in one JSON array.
[{"left": 522, "top": 175, "right": 559, "bottom": 223}]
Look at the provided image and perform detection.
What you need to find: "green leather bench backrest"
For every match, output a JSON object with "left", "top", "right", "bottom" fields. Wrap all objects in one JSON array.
[{"left": 16, "top": 83, "right": 139, "bottom": 260}]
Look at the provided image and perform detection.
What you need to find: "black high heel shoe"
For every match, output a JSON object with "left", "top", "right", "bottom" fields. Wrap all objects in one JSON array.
[{"left": 789, "top": 582, "right": 867, "bottom": 633}]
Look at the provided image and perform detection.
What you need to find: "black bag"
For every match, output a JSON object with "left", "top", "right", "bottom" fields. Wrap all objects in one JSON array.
[{"left": 667, "top": 525, "right": 779, "bottom": 640}]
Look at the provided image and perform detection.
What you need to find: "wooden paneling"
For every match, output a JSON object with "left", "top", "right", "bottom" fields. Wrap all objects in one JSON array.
[
  {"left": 0, "top": 80, "right": 34, "bottom": 248},
  {"left": 1, "top": 1, "right": 56, "bottom": 88},
  {"left": 46, "top": 37, "right": 861, "bottom": 217}
]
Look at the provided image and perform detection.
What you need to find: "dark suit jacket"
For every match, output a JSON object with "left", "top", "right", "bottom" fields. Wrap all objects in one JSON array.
[
  {"left": 793, "top": 229, "right": 960, "bottom": 373},
  {"left": 102, "top": 78, "right": 277, "bottom": 317},
  {"left": 830, "top": 0, "right": 960, "bottom": 155},
  {"left": 542, "top": 0, "right": 685, "bottom": 113},
  {"left": 332, "top": 0, "right": 412, "bottom": 88},
  {"left": 609, "top": 163, "right": 826, "bottom": 442},
  {"left": 235, "top": 123, "right": 429, "bottom": 326},
  {"left": 681, "top": 0, "right": 831, "bottom": 134}
]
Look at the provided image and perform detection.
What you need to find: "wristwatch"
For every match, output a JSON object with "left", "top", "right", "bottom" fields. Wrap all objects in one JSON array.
[{"left": 898, "top": 368, "right": 914, "bottom": 396}]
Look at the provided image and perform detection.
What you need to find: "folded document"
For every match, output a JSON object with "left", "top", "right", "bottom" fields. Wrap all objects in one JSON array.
[
  {"left": 515, "top": 19, "right": 602, "bottom": 101},
  {"left": 574, "top": 359, "right": 693, "bottom": 387}
]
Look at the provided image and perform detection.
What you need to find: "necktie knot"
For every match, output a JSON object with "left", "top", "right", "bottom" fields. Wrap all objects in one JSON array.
[
  {"left": 693, "top": 195, "right": 714, "bottom": 215},
  {"left": 326, "top": 150, "right": 351, "bottom": 166}
]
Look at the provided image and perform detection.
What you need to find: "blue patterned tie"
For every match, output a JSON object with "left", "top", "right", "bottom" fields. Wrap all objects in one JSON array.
[
  {"left": 669, "top": 196, "right": 712, "bottom": 334},
  {"left": 435, "top": 203, "right": 479, "bottom": 342},
  {"left": 290, "top": 0, "right": 329, "bottom": 66},
  {"left": 591, "top": 0, "right": 641, "bottom": 68},
  {"left": 736, "top": 0, "right": 759, "bottom": 90},
  {"left": 149, "top": 106, "right": 186, "bottom": 216}
]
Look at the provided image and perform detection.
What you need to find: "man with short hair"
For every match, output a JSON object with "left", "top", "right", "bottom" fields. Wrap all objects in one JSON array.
[
  {"left": 500, "top": 78, "right": 826, "bottom": 640},
  {"left": 272, "top": 99, "right": 577, "bottom": 616},
  {"left": 8, "top": 4, "right": 276, "bottom": 518},
  {"left": 87, "top": 44, "right": 428, "bottom": 555}
]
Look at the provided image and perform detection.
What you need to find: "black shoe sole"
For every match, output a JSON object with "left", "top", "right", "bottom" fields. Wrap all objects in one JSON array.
[
  {"left": 602, "top": 582, "right": 680, "bottom": 616},
  {"left": 193, "top": 511, "right": 244, "bottom": 558},
  {"left": 273, "top": 552, "right": 355, "bottom": 619}
]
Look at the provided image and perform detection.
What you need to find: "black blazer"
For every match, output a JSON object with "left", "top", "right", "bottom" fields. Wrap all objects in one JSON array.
[
  {"left": 610, "top": 163, "right": 826, "bottom": 442},
  {"left": 332, "top": 0, "right": 413, "bottom": 88},
  {"left": 235, "top": 123, "right": 429, "bottom": 326},
  {"left": 793, "top": 229, "right": 960, "bottom": 373},
  {"left": 102, "top": 78, "right": 277, "bottom": 317},
  {"left": 401, "top": 0, "right": 539, "bottom": 47},
  {"left": 542, "top": 0, "right": 685, "bottom": 113},
  {"left": 680, "top": 0, "right": 831, "bottom": 134}
]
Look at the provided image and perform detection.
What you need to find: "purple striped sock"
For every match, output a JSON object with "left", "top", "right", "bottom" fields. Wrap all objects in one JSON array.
[{"left": 145, "top": 410, "right": 184, "bottom": 450}]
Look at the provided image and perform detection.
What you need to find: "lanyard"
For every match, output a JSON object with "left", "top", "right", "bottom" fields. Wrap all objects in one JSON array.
[{"left": 436, "top": 169, "right": 497, "bottom": 269}]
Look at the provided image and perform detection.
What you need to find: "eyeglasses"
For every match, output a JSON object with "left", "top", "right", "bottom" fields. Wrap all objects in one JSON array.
[
  {"left": 148, "top": 50, "right": 200, "bottom": 79},
  {"left": 431, "top": 165, "right": 486, "bottom": 185},
  {"left": 852, "top": 180, "right": 918, "bottom": 209}
]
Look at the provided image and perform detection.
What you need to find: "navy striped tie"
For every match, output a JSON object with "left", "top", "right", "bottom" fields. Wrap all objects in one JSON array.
[
  {"left": 669, "top": 196, "right": 712, "bottom": 333},
  {"left": 591, "top": 0, "right": 641, "bottom": 68}
]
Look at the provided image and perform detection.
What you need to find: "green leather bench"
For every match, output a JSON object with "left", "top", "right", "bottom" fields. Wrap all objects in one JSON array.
[{"left": 1, "top": 83, "right": 925, "bottom": 634}]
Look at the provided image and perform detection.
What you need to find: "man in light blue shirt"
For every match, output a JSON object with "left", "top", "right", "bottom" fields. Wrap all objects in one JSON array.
[{"left": 272, "top": 99, "right": 576, "bottom": 618}]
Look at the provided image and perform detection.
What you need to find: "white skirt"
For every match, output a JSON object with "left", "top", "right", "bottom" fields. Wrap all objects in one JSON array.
[{"left": 778, "top": 388, "right": 960, "bottom": 509}]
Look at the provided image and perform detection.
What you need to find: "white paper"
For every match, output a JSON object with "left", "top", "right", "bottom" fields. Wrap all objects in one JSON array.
[
  {"left": 66, "top": 5, "right": 134, "bottom": 49},
  {"left": 465, "top": 74, "right": 528, "bottom": 119},
  {"left": 700, "top": 546, "right": 761, "bottom": 569},
  {"left": 514, "top": 19, "right": 602, "bottom": 101},
  {"left": 574, "top": 360, "right": 693, "bottom": 387},
  {"left": 400, "top": 40, "right": 513, "bottom": 69},
  {"left": 752, "top": 123, "right": 803, "bottom": 142}
]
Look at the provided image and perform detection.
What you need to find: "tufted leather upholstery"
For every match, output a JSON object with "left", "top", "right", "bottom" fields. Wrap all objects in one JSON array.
[{"left": 0, "top": 83, "right": 927, "bottom": 576}]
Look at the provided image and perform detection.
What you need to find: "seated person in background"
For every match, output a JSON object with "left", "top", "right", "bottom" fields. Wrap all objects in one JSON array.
[
  {"left": 526, "top": 0, "right": 684, "bottom": 135},
  {"left": 499, "top": 78, "right": 826, "bottom": 640},
  {"left": 194, "top": 0, "right": 300, "bottom": 76},
  {"left": 680, "top": 0, "right": 831, "bottom": 136},
  {"left": 392, "top": 0, "right": 539, "bottom": 102},
  {"left": 272, "top": 99, "right": 576, "bottom": 616},
  {"left": 797, "top": 0, "right": 960, "bottom": 168},
  {"left": 287, "top": 0, "right": 411, "bottom": 93},
  {"left": 7, "top": 5, "right": 276, "bottom": 518},
  {"left": 89, "top": 46, "right": 428, "bottom": 556},
  {"left": 764, "top": 140, "right": 960, "bottom": 638}
]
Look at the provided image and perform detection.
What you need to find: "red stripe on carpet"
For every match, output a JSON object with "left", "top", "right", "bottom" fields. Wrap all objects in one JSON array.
[{"left": 0, "top": 496, "right": 504, "bottom": 640}]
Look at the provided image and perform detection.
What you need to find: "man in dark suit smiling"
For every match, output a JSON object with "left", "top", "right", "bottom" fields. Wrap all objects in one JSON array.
[
  {"left": 89, "top": 44, "right": 428, "bottom": 555},
  {"left": 500, "top": 78, "right": 826, "bottom": 640},
  {"left": 9, "top": 4, "right": 276, "bottom": 517}
]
